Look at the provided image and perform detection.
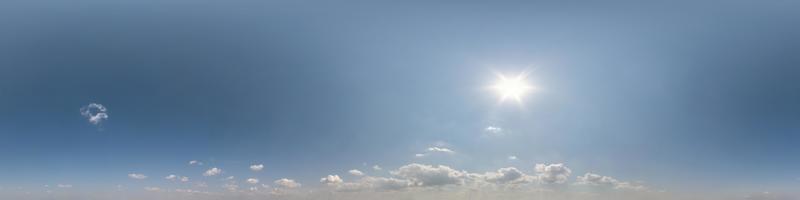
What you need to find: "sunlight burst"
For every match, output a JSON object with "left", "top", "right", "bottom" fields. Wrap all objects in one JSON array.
[{"left": 492, "top": 72, "right": 534, "bottom": 103}]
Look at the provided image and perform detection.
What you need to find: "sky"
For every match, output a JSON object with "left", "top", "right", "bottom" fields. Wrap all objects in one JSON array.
[{"left": 1, "top": 1, "right": 799, "bottom": 200}]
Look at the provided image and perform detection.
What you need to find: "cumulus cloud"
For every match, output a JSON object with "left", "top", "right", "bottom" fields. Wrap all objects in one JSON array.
[
  {"left": 427, "top": 147, "right": 455, "bottom": 154},
  {"left": 274, "top": 178, "right": 301, "bottom": 189},
  {"left": 250, "top": 164, "right": 264, "bottom": 172},
  {"left": 203, "top": 168, "right": 222, "bottom": 176},
  {"left": 482, "top": 167, "right": 533, "bottom": 184},
  {"left": 576, "top": 173, "right": 646, "bottom": 191},
  {"left": 128, "top": 173, "right": 147, "bottom": 180},
  {"left": 320, "top": 175, "right": 343, "bottom": 185},
  {"left": 534, "top": 163, "right": 571, "bottom": 184},
  {"left": 165, "top": 174, "right": 177, "bottom": 181},
  {"left": 349, "top": 169, "right": 365, "bottom": 176},
  {"left": 508, "top": 155, "right": 518, "bottom": 160},
  {"left": 80, "top": 103, "right": 108, "bottom": 125},
  {"left": 180, "top": 176, "right": 189, "bottom": 182},
  {"left": 373, "top": 165, "right": 382, "bottom": 171},
  {"left": 246, "top": 178, "right": 259, "bottom": 184},
  {"left": 188, "top": 160, "right": 203, "bottom": 166},
  {"left": 391, "top": 163, "right": 467, "bottom": 187}
]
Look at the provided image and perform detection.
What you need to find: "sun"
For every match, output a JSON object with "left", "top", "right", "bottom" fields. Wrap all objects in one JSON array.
[{"left": 492, "top": 72, "right": 534, "bottom": 103}]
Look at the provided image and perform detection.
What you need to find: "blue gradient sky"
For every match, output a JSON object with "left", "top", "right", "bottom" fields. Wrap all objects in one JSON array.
[{"left": 1, "top": 0, "right": 799, "bottom": 198}]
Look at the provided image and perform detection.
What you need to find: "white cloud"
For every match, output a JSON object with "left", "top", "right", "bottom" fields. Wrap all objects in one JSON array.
[
  {"left": 143, "top": 187, "right": 160, "bottom": 191},
  {"left": 222, "top": 183, "right": 238, "bottom": 192},
  {"left": 56, "top": 184, "right": 72, "bottom": 188},
  {"left": 415, "top": 153, "right": 426, "bottom": 157},
  {"left": 534, "top": 163, "right": 572, "bottom": 184},
  {"left": 203, "top": 168, "right": 222, "bottom": 176},
  {"left": 508, "top": 155, "right": 518, "bottom": 160},
  {"left": 349, "top": 169, "right": 365, "bottom": 176},
  {"left": 485, "top": 126, "right": 503, "bottom": 135},
  {"left": 188, "top": 160, "right": 203, "bottom": 166},
  {"left": 427, "top": 147, "right": 455, "bottom": 154},
  {"left": 391, "top": 163, "right": 466, "bottom": 187},
  {"left": 165, "top": 174, "right": 177, "bottom": 181},
  {"left": 180, "top": 176, "right": 190, "bottom": 182},
  {"left": 128, "top": 173, "right": 147, "bottom": 180},
  {"left": 274, "top": 178, "right": 301, "bottom": 189},
  {"left": 482, "top": 167, "right": 532, "bottom": 184},
  {"left": 373, "top": 165, "right": 382, "bottom": 171},
  {"left": 576, "top": 173, "right": 647, "bottom": 191},
  {"left": 250, "top": 164, "right": 264, "bottom": 172},
  {"left": 80, "top": 103, "right": 108, "bottom": 125},
  {"left": 320, "top": 175, "right": 343, "bottom": 185},
  {"left": 246, "top": 178, "right": 259, "bottom": 184}
]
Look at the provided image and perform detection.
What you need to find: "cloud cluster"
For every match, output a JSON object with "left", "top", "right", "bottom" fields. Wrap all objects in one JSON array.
[
  {"left": 576, "top": 173, "right": 646, "bottom": 191},
  {"left": 80, "top": 103, "right": 108, "bottom": 125},
  {"left": 250, "top": 164, "right": 264, "bottom": 172},
  {"left": 203, "top": 168, "right": 222, "bottom": 176},
  {"left": 274, "top": 178, "right": 301, "bottom": 189},
  {"left": 349, "top": 169, "right": 364, "bottom": 176},
  {"left": 534, "top": 163, "right": 571, "bottom": 184}
]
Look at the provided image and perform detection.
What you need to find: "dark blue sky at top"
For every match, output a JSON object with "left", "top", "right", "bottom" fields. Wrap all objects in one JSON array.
[{"left": 0, "top": 0, "right": 799, "bottom": 192}]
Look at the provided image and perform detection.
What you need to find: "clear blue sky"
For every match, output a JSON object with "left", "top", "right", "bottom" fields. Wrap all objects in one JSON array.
[{"left": 1, "top": 1, "right": 799, "bottom": 199}]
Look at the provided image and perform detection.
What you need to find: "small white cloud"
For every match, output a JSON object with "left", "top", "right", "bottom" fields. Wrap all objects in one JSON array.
[
  {"left": 222, "top": 183, "right": 238, "bottom": 191},
  {"left": 80, "top": 103, "right": 108, "bottom": 125},
  {"left": 427, "top": 147, "right": 455, "bottom": 154},
  {"left": 274, "top": 178, "right": 301, "bottom": 189},
  {"left": 246, "top": 178, "right": 259, "bottom": 184},
  {"left": 188, "top": 160, "right": 203, "bottom": 166},
  {"left": 415, "top": 153, "right": 426, "bottom": 157},
  {"left": 348, "top": 169, "right": 365, "bottom": 176},
  {"left": 165, "top": 174, "right": 177, "bottom": 181},
  {"left": 484, "top": 126, "right": 503, "bottom": 136},
  {"left": 250, "top": 164, "right": 264, "bottom": 172},
  {"left": 56, "top": 184, "right": 72, "bottom": 188},
  {"left": 576, "top": 173, "right": 646, "bottom": 191},
  {"left": 373, "top": 165, "right": 382, "bottom": 171},
  {"left": 534, "top": 163, "right": 572, "bottom": 184},
  {"left": 128, "top": 173, "right": 147, "bottom": 180},
  {"left": 508, "top": 155, "right": 518, "bottom": 160},
  {"left": 143, "top": 187, "right": 160, "bottom": 191},
  {"left": 320, "top": 175, "right": 343, "bottom": 185},
  {"left": 180, "top": 176, "right": 190, "bottom": 182},
  {"left": 203, "top": 168, "right": 222, "bottom": 176},
  {"left": 391, "top": 163, "right": 466, "bottom": 187},
  {"left": 225, "top": 176, "right": 235, "bottom": 180}
]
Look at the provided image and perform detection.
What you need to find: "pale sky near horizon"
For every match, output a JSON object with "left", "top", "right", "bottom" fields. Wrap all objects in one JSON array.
[{"left": 1, "top": 1, "right": 799, "bottom": 199}]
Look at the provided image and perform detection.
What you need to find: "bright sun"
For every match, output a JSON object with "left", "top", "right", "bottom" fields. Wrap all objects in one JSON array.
[{"left": 492, "top": 72, "right": 533, "bottom": 103}]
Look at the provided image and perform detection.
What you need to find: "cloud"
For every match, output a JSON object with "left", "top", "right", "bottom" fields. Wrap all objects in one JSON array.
[
  {"left": 576, "top": 173, "right": 646, "bottom": 191},
  {"left": 165, "top": 174, "right": 177, "bottom": 181},
  {"left": 188, "top": 160, "right": 203, "bottom": 166},
  {"left": 391, "top": 163, "right": 467, "bottom": 187},
  {"left": 80, "top": 103, "right": 108, "bottom": 125},
  {"left": 534, "top": 163, "right": 572, "bottom": 184},
  {"left": 485, "top": 126, "right": 503, "bottom": 135},
  {"left": 349, "top": 169, "right": 365, "bottom": 176},
  {"left": 246, "top": 178, "right": 259, "bottom": 184},
  {"left": 203, "top": 168, "right": 222, "bottom": 176},
  {"left": 373, "top": 165, "right": 382, "bottom": 171},
  {"left": 128, "top": 173, "right": 147, "bottom": 180},
  {"left": 180, "top": 176, "right": 190, "bottom": 182},
  {"left": 320, "top": 175, "right": 343, "bottom": 185},
  {"left": 508, "top": 155, "right": 518, "bottom": 160},
  {"left": 482, "top": 167, "right": 533, "bottom": 184},
  {"left": 250, "top": 164, "right": 264, "bottom": 172},
  {"left": 143, "top": 187, "right": 160, "bottom": 191},
  {"left": 56, "top": 184, "right": 72, "bottom": 188},
  {"left": 274, "top": 178, "right": 301, "bottom": 189},
  {"left": 427, "top": 147, "right": 455, "bottom": 154}
]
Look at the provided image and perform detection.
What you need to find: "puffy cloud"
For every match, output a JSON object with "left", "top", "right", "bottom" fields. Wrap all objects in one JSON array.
[
  {"left": 576, "top": 173, "right": 646, "bottom": 191},
  {"left": 348, "top": 169, "right": 365, "bottom": 176},
  {"left": 508, "top": 155, "right": 518, "bottom": 160},
  {"left": 320, "top": 175, "right": 343, "bottom": 185},
  {"left": 391, "top": 163, "right": 467, "bottom": 187},
  {"left": 246, "top": 178, "right": 259, "bottom": 184},
  {"left": 427, "top": 147, "right": 455, "bottom": 154},
  {"left": 274, "top": 178, "right": 301, "bottom": 189},
  {"left": 482, "top": 167, "right": 533, "bottom": 184},
  {"left": 250, "top": 164, "right": 264, "bottom": 172},
  {"left": 180, "top": 176, "right": 190, "bottom": 182},
  {"left": 56, "top": 184, "right": 72, "bottom": 188},
  {"left": 165, "top": 174, "right": 177, "bottom": 181},
  {"left": 373, "top": 165, "right": 382, "bottom": 171},
  {"left": 80, "top": 103, "right": 108, "bottom": 125},
  {"left": 188, "top": 160, "right": 203, "bottom": 166},
  {"left": 143, "top": 187, "right": 160, "bottom": 191},
  {"left": 415, "top": 154, "right": 426, "bottom": 157},
  {"left": 203, "top": 168, "right": 222, "bottom": 176},
  {"left": 128, "top": 173, "right": 147, "bottom": 180},
  {"left": 534, "top": 163, "right": 571, "bottom": 184}
]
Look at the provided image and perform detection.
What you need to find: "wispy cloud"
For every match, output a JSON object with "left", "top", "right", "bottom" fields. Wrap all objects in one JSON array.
[
  {"left": 80, "top": 103, "right": 108, "bottom": 125},
  {"left": 127, "top": 173, "right": 147, "bottom": 180}
]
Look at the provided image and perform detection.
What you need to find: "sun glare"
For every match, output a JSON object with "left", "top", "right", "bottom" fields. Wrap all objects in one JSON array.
[{"left": 492, "top": 72, "right": 533, "bottom": 103}]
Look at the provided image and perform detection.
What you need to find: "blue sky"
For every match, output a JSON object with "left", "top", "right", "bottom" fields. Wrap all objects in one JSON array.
[{"left": 1, "top": 1, "right": 799, "bottom": 199}]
